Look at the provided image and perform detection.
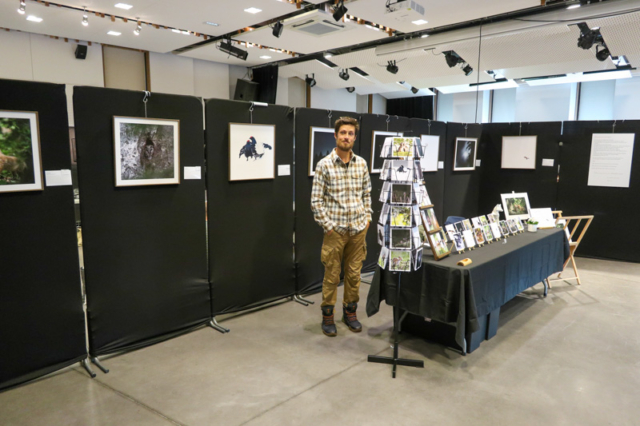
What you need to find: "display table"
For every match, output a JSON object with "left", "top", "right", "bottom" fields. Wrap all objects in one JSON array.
[{"left": 366, "top": 228, "right": 570, "bottom": 354}]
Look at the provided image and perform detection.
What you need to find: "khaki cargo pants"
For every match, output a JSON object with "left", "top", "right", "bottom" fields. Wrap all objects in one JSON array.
[{"left": 320, "top": 227, "right": 367, "bottom": 307}]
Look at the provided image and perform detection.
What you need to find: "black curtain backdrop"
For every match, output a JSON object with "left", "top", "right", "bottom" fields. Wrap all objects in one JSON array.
[
  {"left": 408, "top": 119, "right": 447, "bottom": 222},
  {"left": 558, "top": 120, "right": 640, "bottom": 262},
  {"left": 74, "top": 87, "right": 209, "bottom": 356},
  {"left": 386, "top": 96, "right": 434, "bottom": 120},
  {"left": 294, "top": 108, "right": 361, "bottom": 295},
  {"left": 0, "top": 79, "right": 85, "bottom": 391},
  {"left": 358, "top": 114, "right": 412, "bottom": 269},
  {"left": 252, "top": 65, "right": 278, "bottom": 105},
  {"left": 478, "top": 122, "right": 561, "bottom": 215},
  {"left": 205, "top": 99, "right": 295, "bottom": 314},
  {"left": 443, "top": 122, "right": 484, "bottom": 220}
]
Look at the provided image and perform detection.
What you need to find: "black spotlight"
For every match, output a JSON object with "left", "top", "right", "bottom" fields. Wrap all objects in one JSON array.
[
  {"left": 462, "top": 64, "right": 473, "bottom": 76},
  {"left": 333, "top": 0, "right": 347, "bottom": 21},
  {"left": 339, "top": 68, "right": 350, "bottom": 81},
  {"left": 272, "top": 21, "right": 283, "bottom": 38},
  {"left": 305, "top": 74, "right": 316, "bottom": 87},
  {"left": 576, "top": 22, "right": 601, "bottom": 50},
  {"left": 346, "top": 87, "right": 355, "bottom": 93},
  {"left": 386, "top": 60, "right": 399, "bottom": 74},
  {"left": 596, "top": 45, "right": 610, "bottom": 61},
  {"left": 444, "top": 51, "right": 462, "bottom": 68},
  {"left": 410, "top": 86, "right": 419, "bottom": 94}
]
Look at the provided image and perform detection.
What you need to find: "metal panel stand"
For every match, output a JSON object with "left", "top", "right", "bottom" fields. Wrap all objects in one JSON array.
[
  {"left": 209, "top": 317, "right": 230, "bottom": 333},
  {"left": 294, "top": 295, "right": 315, "bottom": 306},
  {"left": 80, "top": 358, "right": 96, "bottom": 378},
  {"left": 367, "top": 273, "right": 424, "bottom": 378}
]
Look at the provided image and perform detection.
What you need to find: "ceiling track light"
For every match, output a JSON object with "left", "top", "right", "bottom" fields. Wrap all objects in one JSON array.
[
  {"left": 332, "top": 0, "right": 348, "bottom": 22},
  {"left": 386, "top": 60, "right": 399, "bottom": 74},
  {"left": 134, "top": 20, "right": 142, "bottom": 35},
  {"left": 462, "top": 64, "right": 473, "bottom": 76},
  {"left": 18, "top": 0, "right": 26, "bottom": 15},
  {"left": 82, "top": 7, "right": 88, "bottom": 26},
  {"left": 272, "top": 20, "right": 283, "bottom": 38},
  {"left": 346, "top": 87, "right": 355, "bottom": 93},
  {"left": 305, "top": 74, "right": 316, "bottom": 87},
  {"left": 443, "top": 51, "right": 463, "bottom": 68},
  {"left": 338, "top": 68, "right": 350, "bottom": 81},
  {"left": 410, "top": 86, "right": 419, "bottom": 94}
]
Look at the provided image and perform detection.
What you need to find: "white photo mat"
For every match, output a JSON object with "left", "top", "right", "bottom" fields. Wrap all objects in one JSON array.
[
  {"left": 501, "top": 192, "right": 532, "bottom": 221},
  {"left": 229, "top": 123, "right": 276, "bottom": 181},
  {"left": 502, "top": 135, "right": 537, "bottom": 169}
]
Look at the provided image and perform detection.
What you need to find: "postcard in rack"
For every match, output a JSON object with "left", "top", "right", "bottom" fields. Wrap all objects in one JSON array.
[
  {"left": 380, "top": 160, "right": 391, "bottom": 180},
  {"left": 391, "top": 183, "right": 412, "bottom": 205},
  {"left": 391, "top": 206, "right": 412, "bottom": 227},
  {"left": 390, "top": 160, "right": 413, "bottom": 181},
  {"left": 377, "top": 224, "right": 386, "bottom": 246},
  {"left": 411, "top": 227, "right": 422, "bottom": 249},
  {"left": 378, "top": 247, "right": 389, "bottom": 269},
  {"left": 413, "top": 248, "right": 423, "bottom": 270},
  {"left": 418, "top": 185, "right": 431, "bottom": 208},
  {"left": 380, "top": 181, "right": 391, "bottom": 203},
  {"left": 391, "top": 228, "right": 412, "bottom": 249},
  {"left": 379, "top": 204, "right": 390, "bottom": 225},
  {"left": 392, "top": 137, "right": 414, "bottom": 158},
  {"left": 389, "top": 250, "right": 411, "bottom": 272},
  {"left": 418, "top": 223, "right": 428, "bottom": 245}
]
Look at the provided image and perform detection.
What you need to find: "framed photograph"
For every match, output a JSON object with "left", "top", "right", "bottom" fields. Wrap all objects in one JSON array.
[
  {"left": 390, "top": 206, "right": 412, "bottom": 227},
  {"left": 0, "top": 110, "right": 43, "bottom": 193},
  {"left": 389, "top": 250, "right": 412, "bottom": 272},
  {"left": 473, "top": 227, "right": 486, "bottom": 245},
  {"left": 453, "top": 232, "right": 465, "bottom": 251},
  {"left": 229, "top": 123, "right": 275, "bottom": 182},
  {"left": 309, "top": 126, "right": 335, "bottom": 176},
  {"left": 392, "top": 137, "right": 414, "bottom": 158},
  {"left": 453, "top": 137, "right": 477, "bottom": 171},
  {"left": 499, "top": 220, "right": 511, "bottom": 236},
  {"left": 378, "top": 247, "right": 389, "bottom": 269},
  {"left": 390, "top": 183, "right": 412, "bottom": 205},
  {"left": 113, "top": 116, "right": 180, "bottom": 187},
  {"left": 425, "top": 208, "right": 440, "bottom": 231},
  {"left": 371, "top": 131, "right": 402, "bottom": 173},
  {"left": 421, "top": 209, "right": 436, "bottom": 232},
  {"left": 502, "top": 136, "right": 537, "bottom": 169},
  {"left": 420, "top": 135, "right": 440, "bottom": 172},
  {"left": 501, "top": 192, "right": 532, "bottom": 220},
  {"left": 428, "top": 230, "right": 450, "bottom": 260}
]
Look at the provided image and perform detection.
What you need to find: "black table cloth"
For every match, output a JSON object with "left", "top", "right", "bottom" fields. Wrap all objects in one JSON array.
[{"left": 366, "top": 228, "right": 570, "bottom": 349}]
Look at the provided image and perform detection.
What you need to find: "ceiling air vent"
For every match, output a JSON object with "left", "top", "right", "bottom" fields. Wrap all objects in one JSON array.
[{"left": 286, "top": 11, "right": 353, "bottom": 37}]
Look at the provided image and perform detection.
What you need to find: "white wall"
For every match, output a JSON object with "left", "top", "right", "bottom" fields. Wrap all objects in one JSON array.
[
  {"left": 514, "top": 84, "right": 573, "bottom": 122},
  {"left": 613, "top": 77, "right": 640, "bottom": 120},
  {"left": 579, "top": 80, "right": 615, "bottom": 120},
  {"left": 193, "top": 59, "right": 230, "bottom": 100},
  {"left": 310, "top": 86, "right": 357, "bottom": 112},
  {"left": 437, "top": 91, "right": 485, "bottom": 123},
  {"left": 288, "top": 77, "right": 306, "bottom": 108},
  {"left": 149, "top": 52, "right": 195, "bottom": 96},
  {"left": 371, "top": 94, "right": 386, "bottom": 114},
  {"left": 492, "top": 88, "right": 516, "bottom": 122}
]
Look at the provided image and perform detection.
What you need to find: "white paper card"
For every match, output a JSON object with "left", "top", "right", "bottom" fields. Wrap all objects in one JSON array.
[
  {"left": 438, "top": 161, "right": 444, "bottom": 169},
  {"left": 588, "top": 133, "right": 635, "bottom": 188},
  {"left": 542, "top": 158, "right": 554, "bottom": 167},
  {"left": 184, "top": 166, "right": 201, "bottom": 180},
  {"left": 475, "top": 159, "right": 481, "bottom": 167},
  {"left": 530, "top": 207, "right": 555, "bottom": 228},
  {"left": 419, "top": 135, "right": 440, "bottom": 172},
  {"left": 45, "top": 169, "right": 72, "bottom": 187},
  {"left": 277, "top": 164, "right": 291, "bottom": 176}
]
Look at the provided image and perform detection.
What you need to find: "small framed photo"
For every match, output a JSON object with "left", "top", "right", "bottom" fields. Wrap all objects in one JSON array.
[
  {"left": 488, "top": 213, "right": 499, "bottom": 224},
  {"left": 391, "top": 206, "right": 412, "bottom": 227},
  {"left": 480, "top": 215, "right": 489, "bottom": 226},
  {"left": 507, "top": 219, "right": 519, "bottom": 234},
  {"left": 499, "top": 220, "right": 511, "bottom": 236},
  {"left": 378, "top": 247, "right": 390, "bottom": 269},
  {"left": 444, "top": 224, "right": 456, "bottom": 241},
  {"left": 429, "top": 230, "right": 450, "bottom": 260},
  {"left": 452, "top": 232, "right": 465, "bottom": 251},
  {"left": 502, "top": 135, "right": 537, "bottom": 170},
  {"left": 390, "top": 183, "right": 412, "bottom": 205},
  {"left": 515, "top": 219, "right": 525, "bottom": 232},
  {"left": 0, "top": 110, "right": 43, "bottom": 193},
  {"left": 372, "top": 131, "right": 402, "bottom": 172},
  {"left": 463, "top": 230, "right": 476, "bottom": 248},
  {"left": 453, "top": 137, "right": 477, "bottom": 171},
  {"left": 309, "top": 126, "right": 335, "bottom": 176},
  {"left": 389, "top": 250, "right": 412, "bottom": 272},
  {"left": 229, "top": 122, "right": 275, "bottom": 182},
  {"left": 473, "top": 227, "right": 486, "bottom": 245},
  {"left": 501, "top": 192, "right": 532, "bottom": 221},
  {"left": 483, "top": 224, "right": 494, "bottom": 241},
  {"left": 491, "top": 223, "right": 503, "bottom": 239},
  {"left": 471, "top": 217, "right": 482, "bottom": 228},
  {"left": 462, "top": 219, "right": 472, "bottom": 231}
]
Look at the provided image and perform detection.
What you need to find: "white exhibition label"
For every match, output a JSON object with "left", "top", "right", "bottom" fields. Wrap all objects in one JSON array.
[
  {"left": 277, "top": 164, "right": 291, "bottom": 176},
  {"left": 420, "top": 135, "right": 440, "bottom": 172},
  {"left": 475, "top": 159, "right": 482, "bottom": 167},
  {"left": 45, "top": 169, "right": 72, "bottom": 186},
  {"left": 542, "top": 159, "right": 555, "bottom": 167},
  {"left": 437, "top": 161, "right": 444, "bottom": 169},
  {"left": 588, "top": 133, "right": 635, "bottom": 188},
  {"left": 184, "top": 166, "right": 201, "bottom": 180}
]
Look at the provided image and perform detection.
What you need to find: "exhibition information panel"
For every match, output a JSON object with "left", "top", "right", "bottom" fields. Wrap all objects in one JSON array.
[{"left": 366, "top": 228, "right": 570, "bottom": 349}]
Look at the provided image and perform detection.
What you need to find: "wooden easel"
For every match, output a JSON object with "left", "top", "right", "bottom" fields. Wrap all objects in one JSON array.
[{"left": 546, "top": 215, "right": 594, "bottom": 288}]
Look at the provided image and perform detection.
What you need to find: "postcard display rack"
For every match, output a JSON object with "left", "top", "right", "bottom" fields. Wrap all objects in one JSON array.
[{"left": 368, "top": 137, "right": 426, "bottom": 378}]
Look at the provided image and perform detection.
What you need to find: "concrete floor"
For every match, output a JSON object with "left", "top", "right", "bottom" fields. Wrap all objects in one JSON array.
[{"left": 1, "top": 257, "right": 639, "bottom": 426}]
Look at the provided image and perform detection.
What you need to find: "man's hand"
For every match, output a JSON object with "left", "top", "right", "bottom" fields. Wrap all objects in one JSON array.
[{"left": 327, "top": 229, "right": 333, "bottom": 236}]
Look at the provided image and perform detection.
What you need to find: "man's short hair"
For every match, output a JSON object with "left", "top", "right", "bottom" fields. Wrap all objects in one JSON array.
[{"left": 334, "top": 116, "right": 359, "bottom": 134}]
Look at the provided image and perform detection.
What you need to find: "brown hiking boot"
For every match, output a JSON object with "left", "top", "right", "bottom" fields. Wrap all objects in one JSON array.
[
  {"left": 321, "top": 306, "right": 337, "bottom": 337},
  {"left": 342, "top": 303, "right": 362, "bottom": 332}
]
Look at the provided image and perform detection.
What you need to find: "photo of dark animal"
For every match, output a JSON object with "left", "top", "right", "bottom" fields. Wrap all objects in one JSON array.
[
  {"left": 239, "top": 136, "right": 269, "bottom": 161},
  {"left": 139, "top": 133, "right": 157, "bottom": 171}
]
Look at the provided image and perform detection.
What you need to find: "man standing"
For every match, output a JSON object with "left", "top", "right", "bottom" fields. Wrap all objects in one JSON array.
[{"left": 311, "top": 117, "right": 372, "bottom": 337}]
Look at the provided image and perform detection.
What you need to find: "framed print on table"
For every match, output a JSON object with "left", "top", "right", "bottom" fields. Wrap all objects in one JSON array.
[
  {"left": 308, "top": 126, "right": 335, "bottom": 176},
  {"left": 453, "top": 137, "right": 477, "bottom": 171},
  {"left": 0, "top": 110, "right": 43, "bottom": 193},
  {"left": 501, "top": 136, "right": 537, "bottom": 169},
  {"left": 371, "top": 130, "right": 402, "bottom": 173},
  {"left": 113, "top": 116, "right": 180, "bottom": 187},
  {"left": 229, "top": 123, "right": 276, "bottom": 182},
  {"left": 501, "top": 192, "right": 532, "bottom": 221}
]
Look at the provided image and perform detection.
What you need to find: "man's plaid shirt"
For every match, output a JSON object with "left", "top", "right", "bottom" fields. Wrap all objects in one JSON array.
[{"left": 311, "top": 149, "right": 372, "bottom": 235}]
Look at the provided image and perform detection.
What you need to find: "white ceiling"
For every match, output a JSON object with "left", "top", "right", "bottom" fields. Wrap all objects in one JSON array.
[{"left": 1, "top": 0, "right": 639, "bottom": 97}]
